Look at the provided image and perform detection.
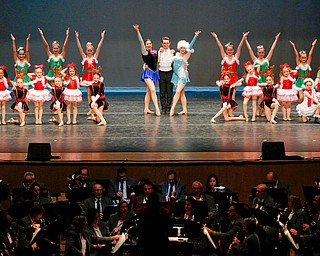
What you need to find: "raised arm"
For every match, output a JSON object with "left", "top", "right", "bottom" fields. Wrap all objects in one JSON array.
[
  {"left": 10, "top": 34, "right": 18, "bottom": 62},
  {"left": 245, "top": 37, "right": 257, "bottom": 62},
  {"left": 184, "top": 30, "right": 201, "bottom": 61},
  {"left": 210, "top": 32, "right": 225, "bottom": 58},
  {"left": 289, "top": 40, "right": 299, "bottom": 65},
  {"left": 307, "top": 39, "right": 317, "bottom": 65},
  {"left": 38, "top": 28, "right": 51, "bottom": 57},
  {"left": 133, "top": 24, "right": 148, "bottom": 56},
  {"left": 25, "top": 34, "right": 30, "bottom": 62},
  {"left": 94, "top": 30, "right": 105, "bottom": 59},
  {"left": 265, "top": 33, "right": 280, "bottom": 61},
  {"left": 235, "top": 31, "right": 249, "bottom": 59},
  {"left": 61, "top": 27, "right": 70, "bottom": 58},
  {"left": 74, "top": 30, "right": 86, "bottom": 59}
]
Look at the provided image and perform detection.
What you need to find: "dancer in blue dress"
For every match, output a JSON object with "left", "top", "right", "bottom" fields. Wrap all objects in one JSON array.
[
  {"left": 133, "top": 24, "right": 161, "bottom": 116},
  {"left": 170, "top": 30, "right": 201, "bottom": 116}
]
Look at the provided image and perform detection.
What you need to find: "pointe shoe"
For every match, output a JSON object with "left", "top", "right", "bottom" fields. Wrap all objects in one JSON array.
[
  {"left": 20, "top": 121, "right": 25, "bottom": 127},
  {"left": 97, "top": 121, "right": 107, "bottom": 126},
  {"left": 58, "top": 122, "right": 64, "bottom": 127},
  {"left": 210, "top": 118, "right": 216, "bottom": 123},
  {"left": 144, "top": 110, "right": 155, "bottom": 115}
]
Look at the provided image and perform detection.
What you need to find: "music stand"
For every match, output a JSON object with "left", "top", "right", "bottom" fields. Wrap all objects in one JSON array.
[
  {"left": 68, "top": 187, "right": 92, "bottom": 202},
  {"left": 302, "top": 185, "right": 320, "bottom": 206},
  {"left": 0, "top": 182, "right": 11, "bottom": 200}
]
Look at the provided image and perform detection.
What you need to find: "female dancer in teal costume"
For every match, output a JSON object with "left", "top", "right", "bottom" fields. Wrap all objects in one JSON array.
[
  {"left": 289, "top": 39, "right": 317, "bottom": 102},
  {"left": 10, "top": 33, "right": 32, "bottom": 87},
  {"left": 38, "top": 27, "right": 70, "bottom": 83},
  {"left": 170, "top": 30, "right": 201, "bottom": 116},
  {"left": 245, "top": 33, "right": 280, "bottom": 116},
  {"left": 133, "top": 24, "right": 161, "bottom": 116}
]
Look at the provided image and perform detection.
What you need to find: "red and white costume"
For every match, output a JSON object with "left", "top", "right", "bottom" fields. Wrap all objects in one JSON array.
[
  {"left": 296, "top": 87, "right": 318, "bottom": 117},
  {"left": 220, "top": 56, "right": 241, "bottom": 85},
  {"left": 242, "top": 70, "right": 263, "bottom": 97},
  {"left": 63, "top": 76, "right": 83, "bottom": 102},
  {"left": 26, "top": 75, "right": 52, "bottom": 102},
  {"left": 0, "top": 77, "right": 12, "bottom": 101},
  {"left": 81, "top": 57, "right": 98, "bottom": 84},
  {"left": 315, "top": 77, "right": 320, "bottom": 101},
  {"left": 276, "top": 75, "right": 298, "bottom": 102}
]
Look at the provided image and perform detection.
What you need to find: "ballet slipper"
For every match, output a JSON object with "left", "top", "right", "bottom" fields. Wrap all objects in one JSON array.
[
  {"left": 155, "top": 110, "right": 161, "bottom": 116},
  {"left": 86, "top": 110, "right": 92, "bottom": 116},
  {"left": 251, "top": 118, "right": 256, "bottom": 122},
  {"left": 49, "top": 116, "right": 57, "bottom": 122},
  {"left": 67, "top": 121, "right": 71, "bottom": 125},
  {"left": 169, "top": 109, "right": 174, "bottom": 116},
  {"left": 97, "top": 120, "right": 107, "bottom": 126},
  {"left": 72, "top": 121, "right": 77, "bottom": 125},
  {"left": 210, "top": 118, "right": 216, "bottom": 123},
  {"left": 58, "top": 122, "right": 64, "bottom": 127},
  {"left": 283, "top": 118, "right": 288, "bottom": 121},
  {"left": 20, "top": 121, "right": 25, "bottom": 127},
  {"left": 144, "top": 110, "right": 154, "bottom": 115},
  {"left": 245, "top": 117, "right": 249, "bottom": 122},
  {"left": 178, "top": 111, "right": 187, "bottom": 115},
  {"left": 287, "top": 117, "right": 292, "bottom": 121},
  {"left": 270, "top": 119, "right": 277, "bottom": 124}
]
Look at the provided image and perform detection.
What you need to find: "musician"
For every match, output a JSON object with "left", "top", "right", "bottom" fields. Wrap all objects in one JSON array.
[
  {"left": 0, "top": 211, "right": 18, "bottom": 256},
  {"left": 160, "top": 170, "right": 186, "bottom": 202},
  {"left": 109, "top": 200, "right": 135, "bottom": 233},
  {"left": 66, "top": 168, "right": 95, "bottom": 199},
  {"left": 205, "top": 204, "right": 244, "bottom": 255},
  {"left": 303, "top": 195, "right": 320, "bottom": 256},
  {"left": 107, "top": 167, "right": 138, "bottom": 203},
  {"left": 65, "top": 215, "right": 91, "bottom": 256},
  {"left": 81, "top": 184, "right": 113, "bottom": 218},
  {"left": 17, "top": 204, "right": 54, "bottom": 256},
  {"left": 233, "top": 217, "right": 261, "bottom": 256},
  {"left": 25, "top": 182, "right": 51, "bottom": 204},
  {"left": 85, "top": 208, "right": 120, "bottom": 256},
  {"left": 265, "top": 171, "right": 290, "bottom": 195},
  {"left": 252, "top": 184, "right": 275, "bottom": 209},
  {"left": 135, "top": 181, "right": 165, "bottom": 204}
]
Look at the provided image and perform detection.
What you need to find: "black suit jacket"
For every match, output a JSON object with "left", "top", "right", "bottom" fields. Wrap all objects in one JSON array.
[
  {"left": 107, "top": 177, "right": 138, "bottom": 199},
  {"left": 65, "top": 229, "right": 91, "bottom": 256},
  {"left": 81, "top": 196, "right": 113, "bottom": 215}
]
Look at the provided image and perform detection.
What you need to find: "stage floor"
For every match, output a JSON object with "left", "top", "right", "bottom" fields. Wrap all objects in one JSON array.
[{"left": 0, "top": 87, "right": 319, "bottom": 161}]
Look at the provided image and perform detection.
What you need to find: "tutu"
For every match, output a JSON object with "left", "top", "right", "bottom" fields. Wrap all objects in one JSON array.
[
  {"left": 277, "top": 88, "right": 298, "bottom": 102},
  {"left": 140, "top": 68, "right": 160, "bottom": 83},
  {"left": 242, "top": 86, "right": 263, "bottom": 97},
  {"left": 27, "top": 89, "right": 52, "bottom": 102},
  {"left": 63, "top": 88, "right": 83, "bottom": 102},
  {"left": 296, "top": 103, "right": 318, "bottom": 117},
  {"left": 0, "top": 90, "right": 12, "bottom": 101}
]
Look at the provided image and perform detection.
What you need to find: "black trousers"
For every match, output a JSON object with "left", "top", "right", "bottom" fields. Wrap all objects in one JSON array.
[{"left": 159, "top": 70, "right": 174, "bottom": 111}]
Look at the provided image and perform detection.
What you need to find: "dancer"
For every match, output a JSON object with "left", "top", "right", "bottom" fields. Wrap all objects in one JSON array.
[
  {"left": 158, "top": 36, "right": 175, "bottom": 114},
  {"left": 211, "top": 31, "right": 249, "bottom": 99},
  {"left": 246, "top": 33, "right": 280, "bottom": 115},
  {"left": 10, "top": 33, "right": 32, "bottom": 87},
  {"left": 276, "top": 63, "right": 298, "bottom": 121},
  {"left": 170, "top": 30, "right": 201, "bottom": 116},
  {"left": 260, "top": 72, "right": 280, "bottom": 124},
  {"left": 242, "top": 61, "right": 263, "bottom": 122},
  {"left": 210, "top": 73, "right": 245, "bottom": 123},
  {"left": 10, "top": 76, "right": 29, "bottom": 126},
  {"left": 61, "top": 63, "right": 83, "bottom": 125},
  {"left": 133, "top": 24, "right": 161, "bottom": 116},
  {"left": 38, "top": 27, "right": 70, "bottom": 83},
  {"left": 27, "top": 65, "right": 52, "bottom": 124},
  {"left": 296, "top": 78, "right": 320, "bottom": 123},
  {"left": 315, "top": 67, "right": 320, "bottom": 103},
  {"left": 289, "top": 39, "right": 317, "bottom": 101},
  {"left": 88, "top": 72, "right": 108, "bottom": 126},
  {"left": 0, "top": 66, "right": 12, "bottom": 124},
  {"left": 75, "top": 29, "right": 105, "bottom": 116},
  {"left": 50, "top": 75, "right": 66, "bottom": 127}
]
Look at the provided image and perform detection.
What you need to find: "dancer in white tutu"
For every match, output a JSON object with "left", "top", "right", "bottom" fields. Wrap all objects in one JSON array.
[
  {"left": 276, "top": 63, "right": 298, "bottom": 121},
  {"left": 296, "top": 78, "right": 320, "bottom": 123},
  {"left": 61, "top": 63, "right": 82, "bottom": 125},
  {"left": 27, "top": 65, "right": 52, "bottom": 124},
  {"left": 242, "top": 61, "right": 263, "bottom": 122},
  {"left": 0, "top": 66, "right": 13, "bottom": 124}
]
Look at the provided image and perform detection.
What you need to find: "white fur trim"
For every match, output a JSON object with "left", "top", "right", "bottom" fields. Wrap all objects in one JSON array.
[{"left": 177, "top": 40, "right": 189, "bottom": 50}]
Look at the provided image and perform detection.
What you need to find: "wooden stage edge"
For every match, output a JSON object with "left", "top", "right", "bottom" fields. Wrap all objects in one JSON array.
[{"left": 0, "top": 151, "right": 320, "bottom": 163}]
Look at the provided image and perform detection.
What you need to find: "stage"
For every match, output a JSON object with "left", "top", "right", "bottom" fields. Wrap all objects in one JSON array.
[{"left": 0, "top": 86, "right": 319, "bottom": 161}]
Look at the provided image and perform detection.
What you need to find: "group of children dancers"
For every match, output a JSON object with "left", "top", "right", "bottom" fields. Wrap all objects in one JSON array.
[
  {"left": 0, "top": 28, "right": 108, "bottom": 127},
  {"left": 134, "top": 26, "right": 320, "bottom": 124},
  {"left": 1, "top": 27, "right": 320, "bottom": 127}
]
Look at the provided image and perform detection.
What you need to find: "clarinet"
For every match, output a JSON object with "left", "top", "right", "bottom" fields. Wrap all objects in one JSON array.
[
  {"left": 227, "top": 231, "right": 239, "bottom": 256},
  {"left": 303, "top": 202, "right": 317, "bottom": 235}
]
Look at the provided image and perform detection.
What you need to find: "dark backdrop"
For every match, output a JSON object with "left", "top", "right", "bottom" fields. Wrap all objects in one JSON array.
[{"left": 1, "top": 0, "right": 319, "bottom": 86}]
